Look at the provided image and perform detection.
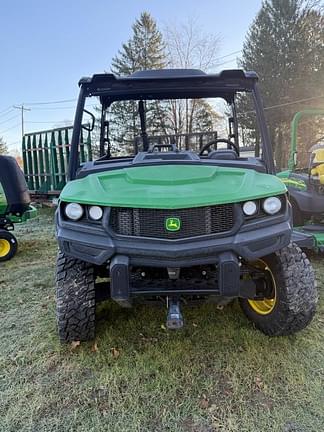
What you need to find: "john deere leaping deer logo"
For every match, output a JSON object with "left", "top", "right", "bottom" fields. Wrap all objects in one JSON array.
[{"left": 165, "top": 217, "right": 181, "bottom": 232}]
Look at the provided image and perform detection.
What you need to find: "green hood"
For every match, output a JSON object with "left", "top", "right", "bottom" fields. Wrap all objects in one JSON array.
[{"left": 60, "top": 165, "right": 286, "bottom": 209}]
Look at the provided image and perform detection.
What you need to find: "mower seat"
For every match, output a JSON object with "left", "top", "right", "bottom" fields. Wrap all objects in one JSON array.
[
  {"left": 208, "top": 149, "right": 238, "bottom": 160},
  {"left": 0, "top": 156, "right": 30, "bottom": 215}
]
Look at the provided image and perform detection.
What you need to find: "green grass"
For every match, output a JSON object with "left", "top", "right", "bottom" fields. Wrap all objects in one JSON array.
[{"left": 0, "top": 209, "right": 323, "bottom": 432}]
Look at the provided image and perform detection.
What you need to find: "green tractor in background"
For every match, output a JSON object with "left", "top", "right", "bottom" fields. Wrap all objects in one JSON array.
[
  {"left": 0, "top": 155, "right": 37, "bottom": 261},
  {"left": 278, "top": 109, "right": 324, "bottom": 251}
]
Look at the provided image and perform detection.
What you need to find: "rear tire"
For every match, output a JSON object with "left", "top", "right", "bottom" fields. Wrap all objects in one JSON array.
[
  {"left": 240, "top": 244, "right": 317, "bottom": 336},
  {"left": 56, "top": 251, "right": 96, "bottom": 342},
  {"left": 0, "top": 230, "right": 18, "bottom": 262}
]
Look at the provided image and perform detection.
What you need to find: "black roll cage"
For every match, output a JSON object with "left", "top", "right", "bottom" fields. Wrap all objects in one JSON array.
[{"left": 68, "top": 69, "right": 274, "bottom": 180}]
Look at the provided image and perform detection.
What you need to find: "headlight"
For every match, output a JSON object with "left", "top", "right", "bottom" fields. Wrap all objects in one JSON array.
[
  {"left": 88, "top": 205, "right": 103, "bottom": 221},
  {"left": 263, "top": 197, "right": 282, "bottom": 215},
  {"left": 64, "top": 203, "right": 84, "bottom": 221},
  {"left": 243, "top": 201, "right": 257, "bottom": 216}
]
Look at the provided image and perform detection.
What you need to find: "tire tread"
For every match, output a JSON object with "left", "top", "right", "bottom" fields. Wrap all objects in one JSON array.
[
  {"left": 56, "top": 251, "right": 96, "bottom": 342},
  {"left": 240, "top": 243, "right": 318, "bottom": 336}
]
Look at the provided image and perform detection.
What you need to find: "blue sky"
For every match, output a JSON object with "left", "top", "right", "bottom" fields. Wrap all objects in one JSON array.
[{"left": 0, "top": 0, "right": 262, "bottom": 152}]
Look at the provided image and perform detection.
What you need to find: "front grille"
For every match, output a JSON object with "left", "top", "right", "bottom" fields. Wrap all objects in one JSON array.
[{"left": 109, "top": 205, "right": 235, "bottom": 239}]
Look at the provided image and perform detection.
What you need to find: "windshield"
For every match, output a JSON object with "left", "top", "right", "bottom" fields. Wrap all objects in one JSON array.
[
  {"left": 82, "top": 92, "right": 265, "bottom": 160},
  {"left": 68, "top": 74, "right": 274, "bottom": 180}
]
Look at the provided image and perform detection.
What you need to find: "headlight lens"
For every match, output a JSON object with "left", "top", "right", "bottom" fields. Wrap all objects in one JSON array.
[
  {"left": 89, "top": 205, "right": 103, "bottom": 221},
  {"left": 243, "top": 201, "right": 258, "bottom": 216},
  {"left": 263, "top": 197, "right": 282, "bottom": 215},
  {"left": 64, "top": 203, "right": 84, "bottom": 221}
]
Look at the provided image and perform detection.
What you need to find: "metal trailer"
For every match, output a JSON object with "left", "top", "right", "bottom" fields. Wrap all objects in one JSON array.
[{"left": 22, "top": 126, "right": 92, "bottom": 196}]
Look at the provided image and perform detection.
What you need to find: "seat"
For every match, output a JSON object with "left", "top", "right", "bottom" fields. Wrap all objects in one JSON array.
[
  {"left": 207, "top": 149, "right": 238, "bottom": 160},
  {"left": 0, "top": 156, "right": 30, "bottom": 215}
]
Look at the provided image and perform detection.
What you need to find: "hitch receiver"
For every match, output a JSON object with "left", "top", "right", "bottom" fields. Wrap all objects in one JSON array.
[{"left": 166, "top": 297, "right": 184, "bottom": 329}]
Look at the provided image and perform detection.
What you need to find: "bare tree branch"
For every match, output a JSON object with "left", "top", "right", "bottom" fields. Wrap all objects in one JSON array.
[{"left": 164, "top": 18, "right": 222, "bottom": 136}]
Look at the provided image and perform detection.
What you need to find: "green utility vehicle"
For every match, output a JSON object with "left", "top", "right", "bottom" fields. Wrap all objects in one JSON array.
[
  {"left": 278, "top": 109, "right": 324, "bottom": 250},
  {"left": 55, "top": 69, "right": 317, "bottom": 342},
  {"left": 0, "top": 155, "right": 36, "bottom": 261}
]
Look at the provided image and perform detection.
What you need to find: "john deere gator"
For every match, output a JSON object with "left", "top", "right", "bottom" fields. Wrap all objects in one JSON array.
[{"left": 55, "top": 69, "right": 317, "bottom": 342}]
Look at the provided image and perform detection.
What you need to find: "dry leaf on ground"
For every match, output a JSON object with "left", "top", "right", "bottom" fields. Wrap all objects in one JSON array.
[
  {"left": 91, "top": 342, "right": 99, "bottom": 353},
  {"left": 111, "top": 347, "right": 120, "bottom": 358},
  {"left": 70, "top": 340, "right": 81, "bottom": 350}
]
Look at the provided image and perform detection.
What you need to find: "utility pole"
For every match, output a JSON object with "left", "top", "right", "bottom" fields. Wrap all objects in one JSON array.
[{"left": 13, "top": 104, "right": 31, "bottom": 139}]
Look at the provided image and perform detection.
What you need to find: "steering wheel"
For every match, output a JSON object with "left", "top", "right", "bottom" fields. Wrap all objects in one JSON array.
[{"left": 199, "top": 139, "right": 239, "bottom": 156}]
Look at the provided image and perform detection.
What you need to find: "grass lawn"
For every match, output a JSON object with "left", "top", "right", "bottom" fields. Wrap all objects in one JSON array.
[{"left": 0, "top": 209, "right": 323, "bottom": 432}]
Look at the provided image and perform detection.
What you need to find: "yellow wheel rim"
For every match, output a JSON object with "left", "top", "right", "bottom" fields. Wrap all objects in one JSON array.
[
  {"left": 248, "top": 259, "right": 277, "bottom": 315},
  {"left": 0, "top": 239, "right": 11, "bottom": 258}
]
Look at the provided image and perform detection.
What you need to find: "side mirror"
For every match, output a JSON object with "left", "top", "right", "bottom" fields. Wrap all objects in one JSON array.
[{"left": 82, "top": 109, "right": 95, "bottom": 132}]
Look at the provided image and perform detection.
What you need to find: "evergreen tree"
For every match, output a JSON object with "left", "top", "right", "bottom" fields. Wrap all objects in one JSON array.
[
  {"left": 109, "top": 12, "right": 167, "bottom": 152},
  {"left": 0, "top": 137, "right": 8, "bottom": 155},
  {"left": 111, "top": 12, "right": 165, "bottom": 74},
  {"left": 191, "top": 100, "right": 221, "bottom": 133},
  {"left": 239, "top": 0, "right": 324, "bottom": 168}
]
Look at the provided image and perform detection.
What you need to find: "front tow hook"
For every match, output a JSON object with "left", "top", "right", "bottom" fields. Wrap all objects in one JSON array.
[{"left": 166, "top": 297, "right": 184, "bottom": 330}]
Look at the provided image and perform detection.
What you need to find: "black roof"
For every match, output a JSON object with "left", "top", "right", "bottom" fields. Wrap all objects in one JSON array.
[{"left": 78, "top": 69, "right": 258, "bottom": 104}]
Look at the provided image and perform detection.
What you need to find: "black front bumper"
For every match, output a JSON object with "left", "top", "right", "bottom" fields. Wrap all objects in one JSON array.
[
  {"left": 57, "top": 209, "right": 292, "bottom": 267},
  {"left": 56, "top": 208, "right": 292, "bottom": 300},
  {"left": 108, "top": 251, "right": 252, "bottom": 303}
]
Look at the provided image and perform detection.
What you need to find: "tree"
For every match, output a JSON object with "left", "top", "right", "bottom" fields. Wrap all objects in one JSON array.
[
  {"left": 239, "top": 0, "right": 324, "bottom": 168},
  {"left": 191, "top": 100, "right": 221, "bottom": 133},
  {"left": 108, "top": 14, "right": 223, "bottom": 153},
  {"left": 165, "top": 17, "right": 221, "bottom": 71},
  {"left": 112, "top": 12, "right": 165, "bottom": 74},
  {"left": 0, "top": 137, "right": 8, "bottom": 155},
  {"left": 164, "top": 19, "right": 222, "bottom": 145},
  {"left": 109, "top": 12, "right": 167, "bottom": 151}
]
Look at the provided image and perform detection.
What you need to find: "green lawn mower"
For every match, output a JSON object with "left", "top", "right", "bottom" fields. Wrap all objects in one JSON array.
[
  {"left": 278, "top": 109, "right": 324, "bottom": 251},
  {"left": 55, "top": 69, "right": 317, "bottom": 342},
  {"left": 0, "top": 155, "right": 37, "bottom": 261}
]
